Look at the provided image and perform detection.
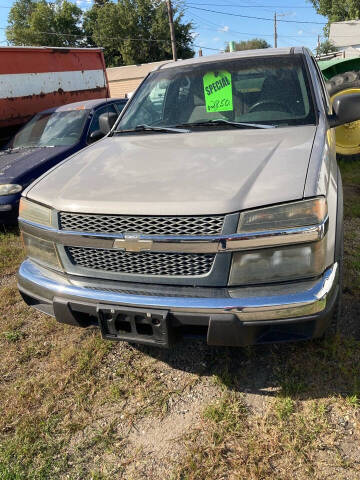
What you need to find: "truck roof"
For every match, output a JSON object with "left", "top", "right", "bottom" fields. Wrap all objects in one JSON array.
[{"left": 158, "top": 47, "right": 306, "bottom": 70}]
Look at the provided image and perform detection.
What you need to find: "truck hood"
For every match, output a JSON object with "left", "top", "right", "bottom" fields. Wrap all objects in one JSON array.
[
  {"left": 0, "top": 146, "right": 72, "bottom": 183},
  {"left": 26, "top": 126, "right": 317, "bottom": 216}
]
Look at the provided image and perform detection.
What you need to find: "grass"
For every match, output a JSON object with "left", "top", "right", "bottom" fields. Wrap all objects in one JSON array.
[
  {"left": 0, "top": 160, "right": 359, "bottom": 479},
  {"left": 0, "top": 279, "right": 200, "bottom": 478},
  {"left": 174, "top": 335, "right": 360, "bottom": 479},
  {"left": 0, "top": 225, "right": 24, "bottom": 276}
]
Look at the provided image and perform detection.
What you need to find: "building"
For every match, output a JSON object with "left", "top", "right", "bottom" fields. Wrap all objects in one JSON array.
[
  {"left": 330, "top": 20, "right": 360, "bottom": 51},
  {"left": 107, "top": 60, "right": 170, "bottom": 98}
]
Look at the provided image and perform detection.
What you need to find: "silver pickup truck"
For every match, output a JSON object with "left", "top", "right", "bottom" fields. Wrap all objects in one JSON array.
[{"left": 17, "top": 48, "right": 360, "bottom": 348}]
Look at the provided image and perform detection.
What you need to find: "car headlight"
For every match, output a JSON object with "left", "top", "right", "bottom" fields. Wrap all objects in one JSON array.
[
  {"left": 229, "top": 198, "right": 328, "bottom": 286},
  {"left": 22, "top": 232, "right": 63, "bottom": 271},
  {"left": 238, "top": 197, "right": 327, "bottom": 232},
  {"left": 0, "top": 184, "right": 22, "bottom": 196},
  {"left": 19, "top": 198, "right": 53, "bottom": 227}
]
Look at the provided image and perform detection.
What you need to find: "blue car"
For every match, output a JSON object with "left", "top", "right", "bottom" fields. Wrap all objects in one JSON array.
[{"left": 0, "top": 98, "right": 127, "bottom": 223}]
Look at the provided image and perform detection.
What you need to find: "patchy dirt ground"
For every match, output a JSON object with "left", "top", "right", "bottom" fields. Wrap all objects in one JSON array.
[{"left": 0, "top": 161, "right": 359, "bottom": 480}]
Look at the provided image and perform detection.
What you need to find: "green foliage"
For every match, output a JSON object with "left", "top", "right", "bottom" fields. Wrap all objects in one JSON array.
[
  {"left": 316, "top": 39, "right": 337, "bottom": 55},
  {"left": 6, "top": 0, "right": 83, "bottom": 47},
  {"left": 309, "top": 0, "right": 360, "bottom": 23},
  {"left": 6, "top": 0, "right": 194, "bottom": 67},
  {"left": 83, "top": 0, "right": 194, "bottom": 66},
  {"left": 225, "top": 38, "right": 271, "bottom": 52}
]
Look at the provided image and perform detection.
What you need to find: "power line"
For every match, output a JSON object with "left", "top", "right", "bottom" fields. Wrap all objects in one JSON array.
[
  {"left": 186, "top": 3, "right": 314, "bottom": 8},
  {"left": 0, "top": 27, "right": 172, "bottom": 43},
  {"left": 190, "top": 10, "right": 275, "bottom": 37},
  {"left": 188, "top": 6, "right": 327, "bottom": 24},
  {"left": 193, "top": 43, "right": 221, "bottom": 51},
  {"left": 190, "top": 10, "right": 318, "bottom": 40},
  {"left": 0, "top": 26, "right": 222, "bottom": 51}
]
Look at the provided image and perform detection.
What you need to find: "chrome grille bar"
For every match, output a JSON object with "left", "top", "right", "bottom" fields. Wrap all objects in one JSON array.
[{"left": 19, "top": 217, "right": 329, "bottom": 254}]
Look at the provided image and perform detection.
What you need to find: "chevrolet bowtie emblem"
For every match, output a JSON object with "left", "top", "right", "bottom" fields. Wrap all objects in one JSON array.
[{"left": 113, "top": 234, "right": 153, "bottom": 252}]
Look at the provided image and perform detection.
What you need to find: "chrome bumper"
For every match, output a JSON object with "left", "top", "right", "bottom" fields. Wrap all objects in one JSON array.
[{"left": 18, "top": 259, "right": 338, "bottom": 323}]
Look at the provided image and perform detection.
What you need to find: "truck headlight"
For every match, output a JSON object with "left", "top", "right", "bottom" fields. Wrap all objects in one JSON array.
[
  {"left": 229, "top": 198, "right": 328, "bottom": 286},
  {"left": 22, "top": 232, "right": 62, "bottom": 271},
  {"left": 19, "top": 198, "right": 53, "bottom": 227},
  {"left": 238, "top": 197, "right": 327, "bottom": 232},
  {"left": 0, "top": 184, "right": 22, "bottom": 196}
]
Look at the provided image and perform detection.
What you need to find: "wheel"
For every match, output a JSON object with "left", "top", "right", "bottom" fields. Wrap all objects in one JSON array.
[{"left": 327, "top": 71, "right": 360, "bottom": 161}]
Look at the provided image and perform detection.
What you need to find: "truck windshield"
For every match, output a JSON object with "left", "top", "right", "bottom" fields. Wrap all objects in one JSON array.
[
  {"left": 10, "top": 110, "right": 88, "bottom": 148},
  {"left": 116, "top": 55, "right": 316, "bottom": 131}
]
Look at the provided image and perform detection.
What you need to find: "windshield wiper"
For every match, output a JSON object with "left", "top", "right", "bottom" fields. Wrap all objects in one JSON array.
[
  {"left": 114, "top": 124, "right": 190, "bottom": 134},
  {"left": 177, "top": 119, "right": 276, "bottom": 129}
]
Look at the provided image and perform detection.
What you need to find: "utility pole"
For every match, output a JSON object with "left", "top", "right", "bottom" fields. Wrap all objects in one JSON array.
[
  {"left": 166, "top": 0, "right": 177, "bottom": 61},
  {"left": 274, "top": 12, "right": 278, "bottom": 48}
]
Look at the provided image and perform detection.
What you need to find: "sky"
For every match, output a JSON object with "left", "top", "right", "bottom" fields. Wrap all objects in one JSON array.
[{"left": 0, "top": 0, "right": 328, "bottom": 55}]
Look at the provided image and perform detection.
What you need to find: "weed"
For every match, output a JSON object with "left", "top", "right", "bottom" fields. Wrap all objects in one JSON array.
[
  {"left": 346, "top": 394, "right": 360, "bottom": 408},
  {"left": 275, "top": 397, "right": 295, "bottom": 420},
  {"left": 2, "top": 329, "right": 24, "bottom": 342}
]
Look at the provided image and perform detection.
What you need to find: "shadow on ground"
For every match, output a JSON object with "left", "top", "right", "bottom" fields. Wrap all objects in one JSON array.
[{"left": 134, "top": 291, "right": 360, "bottom": 403}]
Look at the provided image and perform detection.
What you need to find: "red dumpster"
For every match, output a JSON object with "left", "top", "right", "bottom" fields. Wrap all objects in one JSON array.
[{"left": 0, "top": 46, "right": 109, "bottom": 132}]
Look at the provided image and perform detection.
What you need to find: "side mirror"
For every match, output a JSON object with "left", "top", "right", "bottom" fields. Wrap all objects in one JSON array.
[
  {"left": 99, "top": 111, "right": 118, "bottom": 135},
  {"left": 88, "top": 130, "right": 105, "bottom": 143},
  {"left": 329, "top": 93, "right": 360, "bottom": 128}
]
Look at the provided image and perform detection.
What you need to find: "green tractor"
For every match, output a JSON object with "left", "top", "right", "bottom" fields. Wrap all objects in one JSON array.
[{"left": 318, "top": 52, "right": 360, "bottom": 160}]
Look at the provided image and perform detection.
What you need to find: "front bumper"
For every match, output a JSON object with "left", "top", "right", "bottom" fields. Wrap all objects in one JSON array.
[{"left": 18, "top": 259, "right": 339, "bottom": 347}]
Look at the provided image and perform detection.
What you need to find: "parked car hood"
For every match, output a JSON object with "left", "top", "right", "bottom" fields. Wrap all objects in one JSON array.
[
  {"left": 26, "top": 126, "right": 317, "bottom": 216},
  {"left": 0, "top": 146, "right": 72, "bottom": 182}
]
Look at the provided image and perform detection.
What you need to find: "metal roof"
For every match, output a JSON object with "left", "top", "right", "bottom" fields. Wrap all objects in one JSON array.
[
  {"left": 330, "top": 21, "right": 360, "bottom": 48},
  {"left": 0, "top": 46, "right": 104, "bottom": 52},
  {"left": 107, "top": 60, "right": 170, "bottom": 82}
]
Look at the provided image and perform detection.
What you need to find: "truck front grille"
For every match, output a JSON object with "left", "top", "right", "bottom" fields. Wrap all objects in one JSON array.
[
  {"left": 66, "top": 247, "right": 215, "bottom": 277},
  {"left": 59, "top": 212, "right": 225, "bottom": 236}
]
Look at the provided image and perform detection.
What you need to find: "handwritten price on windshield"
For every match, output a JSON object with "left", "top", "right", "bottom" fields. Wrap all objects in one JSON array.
[{"left": 207, "top": 98, "right": 231, "bottom": 111}]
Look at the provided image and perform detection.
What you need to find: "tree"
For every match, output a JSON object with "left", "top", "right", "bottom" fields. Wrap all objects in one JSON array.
[
  {"left": 308, "top": 0, "right": 360, "bottom": 23},
  {"left": 7, "top": 0, "right": 194, "bottom": 66},
  {"left": 83, "top": 0, "right": 194, "bottom": 66},
  {"left": 316, "top": 39, "right": 337, "bottom": 55},
  {"left": 225, "top": 38, "right": 271, "bottom": 52},
  {"left": 6, "top": 0, "right": 36, "bottom": 45},
  {"left": 6, "top": 0, "right": 83, "bottom": 47}
]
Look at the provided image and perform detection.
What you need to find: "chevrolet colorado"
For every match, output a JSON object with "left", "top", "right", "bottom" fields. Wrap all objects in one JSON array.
[{"left": 17, "top": 48, "right": 360, "bottom": 347}]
